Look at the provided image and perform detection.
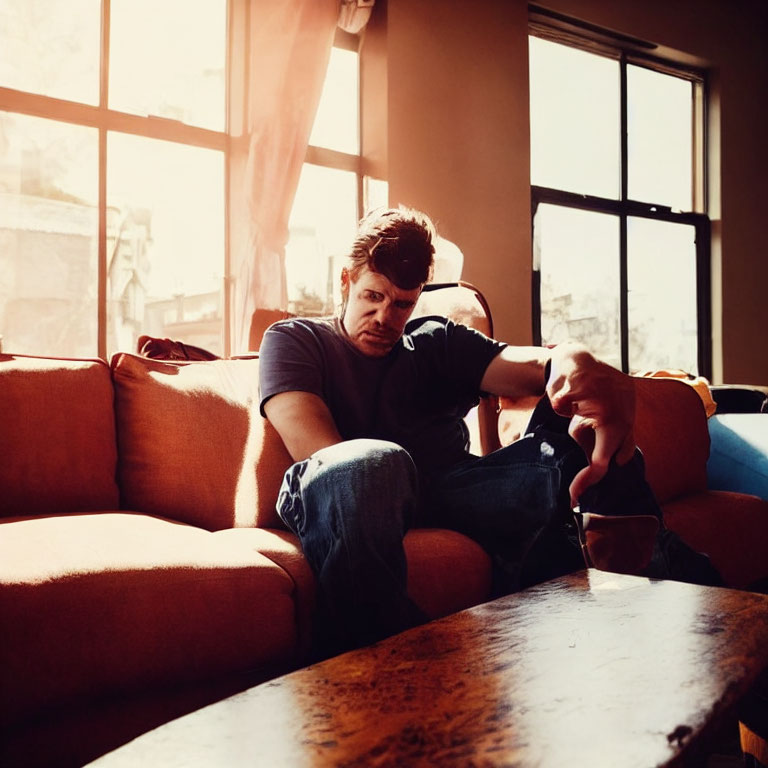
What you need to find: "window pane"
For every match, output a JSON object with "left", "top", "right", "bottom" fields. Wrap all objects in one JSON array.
[
  {"left": 536, "top": 204, "right": 621, "bottom": 369},
  {"left": 529, "top": 36, "right": 620, "bottom": 198},
  {"left": 0, "top": 112, "right": 98, "bottom": 356},
  {"left": 109, "top": 0, "right": 226, "bottom": 131},
  {"left": 107, "top": 133, "right": 225, "bottom": 356},
  {"left": 309, "top": 47, "right": 360, "bottom": 154},
  {"left": 286, "top": 164, "right": 358, "bottom": 315},
  {"left": 364, "top": 176, "right": 388, "bottom": 212},
  {"left": 0, "top": 0, "right": 100, "bottom": 104},
  {"left": 628, "top": 217, "right": 698, "bottom": 373},
  {"left": 627, "top": 65, "right": 693, "bottom": 211}
]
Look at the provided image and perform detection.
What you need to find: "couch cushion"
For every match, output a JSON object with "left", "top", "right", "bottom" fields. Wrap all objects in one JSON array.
[
  {"left": 404, "top": 528, "right": 493, "bottom": 618},
  {"left": 111, "top": 353, "right": 293, "bottom": 530},
  {"left": 663, "top": 490, "right": 768, "bottom": 589},
  {"left": 216, "top": 526, "right": 493, "bottom": 659},
  {"left": 0, "top": 512, "right": 298, "bottom": 729},
  {"left": 634, "top": 377, "right": 710, "bottom": 503},
  {"left": 0, "top": 354, "right": 119, "bottom": 518}
]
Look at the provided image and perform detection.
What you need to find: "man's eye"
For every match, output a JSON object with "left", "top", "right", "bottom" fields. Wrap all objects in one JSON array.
[{"left": 366, "top": 291, "right": 383, "bottom": 301}]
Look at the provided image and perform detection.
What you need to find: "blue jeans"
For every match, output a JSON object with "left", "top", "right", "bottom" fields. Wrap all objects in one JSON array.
[
  {"left": 277, "top": 439, "right": 428, "bottom": 656},
  {"left": 276, "top": 404, "right": 591, "bottom": 656},
  {"left": 276, "top": 397, "right": 720, "bottom": 656}
]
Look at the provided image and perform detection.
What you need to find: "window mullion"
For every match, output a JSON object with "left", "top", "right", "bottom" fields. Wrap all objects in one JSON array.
[
  {"left": 619, "top": 53, "right": 629, "bottom": 372},
  {"left": 531, "top": 197, "right": 542, "bottom": 346},
  {"left": 696, "top": 220, "right": 712, "bottom": 379},
  {"left": 619, "top": 214, "right": 628, "bottom": 373},
  {"left": 97, "top": 0, "right": 110, "bottom": 359}
]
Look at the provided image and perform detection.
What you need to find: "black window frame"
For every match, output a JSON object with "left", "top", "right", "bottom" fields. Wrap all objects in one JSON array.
[{"left": 529, "top": 10, "right": 712, "bottom": 379}]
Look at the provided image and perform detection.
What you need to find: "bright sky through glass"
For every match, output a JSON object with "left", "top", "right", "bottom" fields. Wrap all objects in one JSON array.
[
  {"left": 286, "top": 164, "right": 358, "bottom": 310},
  {"left": 628, "top": 218, "right": 698, "bottom": 371},
  {"left": 109, "top": 0, "right": 226, "bottom": 131},
  {"left": 0, "top": 0, "right": 100, "bottom": 105},
  {"left": 108, "top": 133, "right": 225, "bottom": 297},
  {"left": 529, "top": 36, "right": 620, "bottom": 198},
  {"left": 285, "top": 47, "right": 362, "bottom": 313},
  {"left": 628, "top": 65, "right": 693, "bottom": 211},
  {"left": 309, "top": 47, "right": 360, "bottom": 154},
  {"left": 535, "top": 203, "right": 621, "bottom": 368}
]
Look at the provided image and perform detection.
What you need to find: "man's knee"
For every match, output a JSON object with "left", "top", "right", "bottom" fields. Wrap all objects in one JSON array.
[
  {"left": 310, "top": 438, "right": 413, "bottom": 477},
  {"left": 301, "top": 439, "right": 417, "bottom": 541},
  {"left": 304, "top": 439, "right": 417, "bottom": 501}
]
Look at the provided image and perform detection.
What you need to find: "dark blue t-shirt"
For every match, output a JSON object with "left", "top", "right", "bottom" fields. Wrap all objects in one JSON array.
[{"left": 258, "top": 315, "right": 505, "bottom": 475}]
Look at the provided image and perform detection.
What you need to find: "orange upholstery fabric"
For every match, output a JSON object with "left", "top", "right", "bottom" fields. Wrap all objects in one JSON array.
[
  {"left": 112, "top": 353, "right": 293, "bottom": 530},
  {"left": 404, "top": 528, "right": 493, "bottom": 619},
  {"left": 215, "top": 527, "right": 318, "bottom": 659},
  {"left": 0, "top": 354, "right": 119, "bottom": 517},
  {"left": 0, "top": 512, "right": 297, "bottom": 730},
  {"left": 216, "top": 527, "right": 494, "bottom": 658},
  {"left": 249, "top": 308, "right": 294, "bottom": 352},
  {"left": 664, "top": 491, "right": 768, "bottom": 589},
  {"left": 634, "top": 377, "right": 709, "bottom": 503}
]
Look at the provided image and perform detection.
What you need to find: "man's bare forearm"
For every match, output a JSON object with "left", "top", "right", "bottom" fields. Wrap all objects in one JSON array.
[
  {"left": 479, "top": 345, "right": 553, "bottom": 398},
  {"left": 263, "top": 391, "right": 343, "bottom": 463}
]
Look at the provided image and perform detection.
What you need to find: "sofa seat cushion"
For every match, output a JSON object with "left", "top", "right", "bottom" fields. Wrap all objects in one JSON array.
[
  {"left": 663, "top": 490, "right": 768, "bottom": 589},
  {"left": 404, "top": 528, "right": 493, "bottom": 617},
  {"left": 0, "top": 354, "right": 119, "bottom": 517},
  {"left": 111, "top": 353, "right": 293, "bottom": 530},
  {"left": 0, "top": 513, "right": 297, "bottom": 729},
  {"left": 216, "top": 526, "right": 493, "bottom": 658}
]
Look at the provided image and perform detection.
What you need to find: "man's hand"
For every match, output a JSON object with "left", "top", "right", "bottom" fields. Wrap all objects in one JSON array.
[{"left": 546, "top": 342, "right": 636, "bottom": 505}]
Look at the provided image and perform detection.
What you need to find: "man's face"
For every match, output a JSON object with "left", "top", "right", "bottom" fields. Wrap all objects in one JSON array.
[{"left": 340, "top": 266, "right": 422, "bottom": 357}]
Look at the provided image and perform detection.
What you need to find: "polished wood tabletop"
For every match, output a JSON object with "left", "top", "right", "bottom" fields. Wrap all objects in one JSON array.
[{"left": 90, "top": 570, "right": 768, "bottom": 767}]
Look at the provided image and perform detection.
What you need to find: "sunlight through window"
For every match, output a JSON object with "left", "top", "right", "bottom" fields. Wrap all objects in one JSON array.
[
  {"left": 627, "top": 65, "right": 693, "bottom": 211},
  {"left": 529, "top": 27, "right": 708, "bottom": 375},
  {"left": 109, "top": 0, "right": 226, "bottom": 130},
  {"left": 0, "top": 0, "right": 100, "bottom": 105},
  {"left": 287, "top": 43, "right": 361, "bottom": 316},
  {"left": 107, "top": 133, "right": 225, "bottom": 356},
  {"left": 529, "top": 36, "right": 619, "bottom": 199}
]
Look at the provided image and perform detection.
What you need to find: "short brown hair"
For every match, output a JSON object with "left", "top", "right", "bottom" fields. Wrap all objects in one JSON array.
[{"left": 347, "top": 207, "right": 436, "bottom": 290}]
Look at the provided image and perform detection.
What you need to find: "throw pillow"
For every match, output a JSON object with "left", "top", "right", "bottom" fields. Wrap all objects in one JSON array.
[{"left": 112, "top": 353, "right": 293, "bottom": 530}]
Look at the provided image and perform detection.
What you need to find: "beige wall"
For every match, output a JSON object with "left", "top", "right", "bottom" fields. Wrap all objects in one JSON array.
[{"left": 365, "top": 0, "right": 768, "bottom": 384}]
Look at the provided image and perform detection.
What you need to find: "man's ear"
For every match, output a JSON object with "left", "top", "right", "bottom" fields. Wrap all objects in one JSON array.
[{"left": 340, "top": 267, "right": 350, "bottom": 297}]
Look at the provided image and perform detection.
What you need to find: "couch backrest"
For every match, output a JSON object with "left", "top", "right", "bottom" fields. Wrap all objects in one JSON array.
[
  {"left": 0, "top": 354, "right": 120, "bottom": 517},
  {"left": 111, "top": 353, "right": 292, "bottom": 530},
  {"left": 634, "top": 376, "right": 710, "bottom": 503}
]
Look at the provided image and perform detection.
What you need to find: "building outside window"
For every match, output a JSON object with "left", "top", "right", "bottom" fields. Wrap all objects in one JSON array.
[
  {"left": 528, "top": 14, "right": 711, "bottom": 377},
  {"left": 0, "top": 1, "right": 364, "bottom": 358}
]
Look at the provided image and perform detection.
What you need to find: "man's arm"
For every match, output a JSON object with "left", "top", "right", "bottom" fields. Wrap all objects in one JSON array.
[
  {"left": 479, "top": 345, "right": 551, "bottom": 399},
  {"left": 263, "top": 391, "right": 343, "bottom": 463},
  {"left": 481, "top": 341, "right": 636, "bottom": 504}
]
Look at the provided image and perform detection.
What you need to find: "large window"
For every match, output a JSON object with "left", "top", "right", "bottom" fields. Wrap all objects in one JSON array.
[
  {"left": 0, "top": 2, "right": 363, "bottom": 357},
  {"left": 529, "top": 21, "right": 710, "bottom": 377},
  {"left": 0, "top": 0, "right": 227, "bottom": 358}
]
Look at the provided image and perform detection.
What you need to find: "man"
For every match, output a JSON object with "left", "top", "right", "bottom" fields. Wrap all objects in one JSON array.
[{"left": 259, "top": 207, "right": 719, "bottom": 657}]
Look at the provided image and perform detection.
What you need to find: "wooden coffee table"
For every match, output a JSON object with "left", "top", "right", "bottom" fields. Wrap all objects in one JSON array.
[{"left": 89, "top": 570, "right": 768, "bottom": 767}]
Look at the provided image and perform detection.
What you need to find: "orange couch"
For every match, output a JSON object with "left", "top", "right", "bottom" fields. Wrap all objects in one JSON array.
[
  {"left": 2, "top": 354, "right": 767, "bottom": 768},
  {"left": 0, "top": 352, "right": 492, "bottom": 768}
]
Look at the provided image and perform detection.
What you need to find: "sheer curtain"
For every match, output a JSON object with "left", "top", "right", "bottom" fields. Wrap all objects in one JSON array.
[{"left": 231, "top": 0, "right": 339, "bottom": 352}]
